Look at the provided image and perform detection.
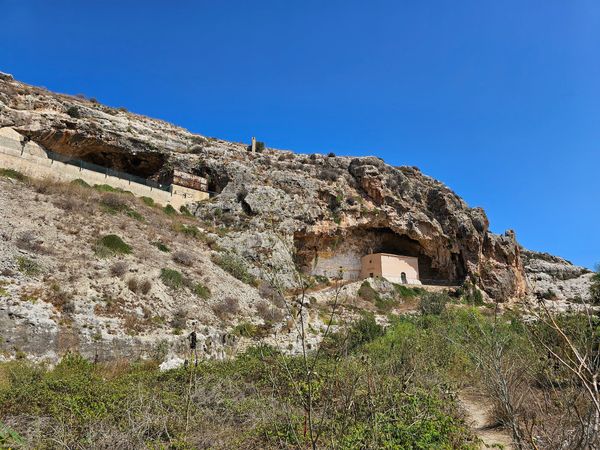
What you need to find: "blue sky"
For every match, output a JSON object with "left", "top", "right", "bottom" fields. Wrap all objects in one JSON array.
[{"left": 1, "top": 1, "right": 598, "bottom": 268}]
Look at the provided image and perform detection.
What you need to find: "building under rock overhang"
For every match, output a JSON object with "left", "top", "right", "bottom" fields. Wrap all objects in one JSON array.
[{"left": 360, "top": 253, "right": 421, "bottom": 285}]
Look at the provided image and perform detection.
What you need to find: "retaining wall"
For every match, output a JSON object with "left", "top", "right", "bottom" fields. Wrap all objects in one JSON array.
[{"left": 0, "top": 128, "right": 208, "bottom": 209}]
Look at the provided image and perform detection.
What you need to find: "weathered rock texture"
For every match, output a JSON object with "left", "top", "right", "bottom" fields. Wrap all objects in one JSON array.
[
  {"left": 0, "top": 74, "right": 532, "bottom": 300},
  {"left": 522, "top": 249, "right": 593, "bottom": 302}
]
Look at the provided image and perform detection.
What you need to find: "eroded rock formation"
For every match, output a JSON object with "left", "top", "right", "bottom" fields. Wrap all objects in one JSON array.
[{"left": 0, "top": 74, "right": 533, "bottom": 300}]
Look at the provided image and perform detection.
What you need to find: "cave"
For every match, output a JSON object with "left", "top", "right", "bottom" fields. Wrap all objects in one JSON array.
[
  {"left": 294, "top": 227, "right": 466, "bottom": 285},
  {"left": 192, "top": 165, "right": 229, "bottom": 195},
  {"left": 22, "top": 130, "right": 168, "bottom": 179}
]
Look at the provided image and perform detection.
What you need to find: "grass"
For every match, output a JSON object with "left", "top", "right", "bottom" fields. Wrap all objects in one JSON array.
[
  {"left": 0, "top": 168, "right": 28, "bottom": 182},
  {"left": 151, "top": 241, "right": 170, "bottom": 252},
  {"left": 174, "top": 223, "right": 199, "bottom": 238},
  {"left": 163, "top": 204, "right": 177, "bottom": 216},
  {"left": 179, "top": 205, "right": 194, "bottom": 217},
  {"left": 16, "top": 256, "right": 42, "bottom": 276},
  {"left": 160, "top": 268, "right": 184, "bottom": 290},
  {"left": 393, "top": 283, "right": 425, "bottom": 298},
  {"left": 232, "top": 322, "right": 259, "bottom": 338},
  {"left": 99, "top": 195, "right": 144, "bottom": 222},
  {"left": 94, "top": 235, "right": 132, "bottom": 257},
  {"left": 140, "top": 196, "right": 155, "bottom": 207},
  {"left": 93, "top": 184, "right": 132, "bottom": 195},
  {"left": 70, "top": 178, "right": 90, "bottom": 188},
  {"left": 193, "top": 282, "right": 211, "bottom": 299},
  {"left": 211, "top": 252, "right": 258, "bottom": 286}
]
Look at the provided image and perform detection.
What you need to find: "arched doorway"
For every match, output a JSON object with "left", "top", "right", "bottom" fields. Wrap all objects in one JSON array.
[{"left": 401, "top": 272, "right": 407, "bottom": 284}]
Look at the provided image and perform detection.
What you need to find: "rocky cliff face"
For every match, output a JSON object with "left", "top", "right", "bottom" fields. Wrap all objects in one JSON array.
[
  {"left": 0, "top": 73, "right": 529, "bottom": 300},
  {"left": 522, "top": 249, "right": 593, "bottom": 303}
]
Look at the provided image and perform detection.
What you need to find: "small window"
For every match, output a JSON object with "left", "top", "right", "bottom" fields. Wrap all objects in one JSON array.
[
  {"left": 369, "top": 272, "right": 374, "bottom": 278},
  {"left": 401, "top": 272, "right": 407, "bottom": 284}
]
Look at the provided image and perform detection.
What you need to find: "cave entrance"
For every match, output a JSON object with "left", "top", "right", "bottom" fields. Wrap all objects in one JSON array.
[
  {"left": 192, "top": 165, "right": 229, "bottom": 196},
  {"left": 23, "top": 130, "right": 168, "bottom": 179},
  {"left": 294, "top": 227, "right": 465, "bottom": 285}
]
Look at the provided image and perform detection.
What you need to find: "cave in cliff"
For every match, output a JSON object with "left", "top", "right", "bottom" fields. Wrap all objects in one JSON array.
[
  {"left": 294, "top": 227, "right": 467, "bottom": 285},
  {"left": 22, "top": 130, "right": 168, "bottom": 179}
]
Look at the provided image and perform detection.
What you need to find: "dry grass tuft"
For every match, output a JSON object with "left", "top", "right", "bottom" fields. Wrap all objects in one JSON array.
[{"left": 212, "top": 297, "right": 240, "bottom": 321}]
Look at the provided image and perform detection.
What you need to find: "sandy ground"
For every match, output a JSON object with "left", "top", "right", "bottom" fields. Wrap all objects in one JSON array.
[{"left": 459, "top": 388, "right": 513, "bottom": 449}]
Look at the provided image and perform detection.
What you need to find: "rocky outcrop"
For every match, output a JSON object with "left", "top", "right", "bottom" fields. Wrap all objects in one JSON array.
[
  {"left": 522, "top": 249, "right": 593, "bottom": 302},
  {"left": 0, "top": 75, "right": 531, "bottom": 300}
]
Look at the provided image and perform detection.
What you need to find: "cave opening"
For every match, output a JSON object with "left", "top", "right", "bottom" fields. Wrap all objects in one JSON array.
[
  {"left": 294, "top": 227, "right": 466, "bottom": 285},
  {"left": 23, "top": 130, "right": 168, "bottom": 179},
  {"left": 192, "top": 165, "right": 229, "bottom": 194}
]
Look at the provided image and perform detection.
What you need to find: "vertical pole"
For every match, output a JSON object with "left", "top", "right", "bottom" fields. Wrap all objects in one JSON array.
[{"left": 251, "top": 136, "right": 256, "bottom": 153}]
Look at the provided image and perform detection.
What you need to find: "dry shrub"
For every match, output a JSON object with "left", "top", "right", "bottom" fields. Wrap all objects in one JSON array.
[
  {"left": 256, "top": 300, "right": 284, "bottom": 324},
  {"left": 15, "top": 231, "right": 44, "bottom": 253},
  {"left": 140, "top": 279, "right": 152, "bottom": 295},
  {"left": 45, "top": 283, "right": 72, "bottom": 312},
  {"left": 54, "top": 196, "right": 83, "bottom": 211},
  {"left": 123, "top": 314, "right": 144, "bottom": 335},
  {"left": 171, "top": 308, "right": 188, "bottom": 329},
  {"left": 212, "top": 297, "right": 240, "bottom": 321},
  {"left": 172, "top": 250, "right": 194, "bottom": 267},
  {"left": 101, "top": 193, "right": 129, "bottom": 212},
  {"left": 30, "top": 178, "right": 60, "bottom": 194},
  {"left": 110, "top": 261, "right": 129, "bottom": 277},
  {"left": 258, "top": 282, "right": 285, "bottom": 308},
  {"left": 127, "top": 277, "right": 139, "bottom": 293}
]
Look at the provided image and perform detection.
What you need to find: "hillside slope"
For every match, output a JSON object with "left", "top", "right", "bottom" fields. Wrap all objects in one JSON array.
[{"left": 0, "top": 72, "right": 592, "bottom": 362}]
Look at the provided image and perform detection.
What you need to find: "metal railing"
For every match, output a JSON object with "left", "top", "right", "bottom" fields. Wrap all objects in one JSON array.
[{"left": 46, "top": 150, "right": 172, "bottom": 192}]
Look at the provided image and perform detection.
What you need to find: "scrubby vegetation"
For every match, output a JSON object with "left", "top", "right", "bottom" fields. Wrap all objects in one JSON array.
[
  {"left": 94, "top": 234, "right": 132, "bottom": 257},
  {"left": 590, "top": 266, "right": 600, "bottom": 304},
  {"left": 159, "top": 268, "right": 184, "bottom": 289},
  {"left": 0, "top": 168, "right": 28, "bottom": 181},
  {"left": 16, "top": 256, "right": 42, "bottom": 276},
  {"left": 0, "top": 288, "right": 597, "bottom": 449},
  {"left": 212, "top": 252, "right": 258, "bottom": 286},
  {"left": 163, "top": 204, "right": 177, "bottom": 216},
  {"left": 193, "top": 282, "right": 211, "bottom": 299}
]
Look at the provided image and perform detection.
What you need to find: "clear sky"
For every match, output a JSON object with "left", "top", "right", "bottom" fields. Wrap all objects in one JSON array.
[{"left": 1, "top": 1, "right": 598, "bottom": 268}]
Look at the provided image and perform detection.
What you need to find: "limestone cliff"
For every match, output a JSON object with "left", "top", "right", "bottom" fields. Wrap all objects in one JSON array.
[{"left": 0, "top": 73, "right": 531, "bottom": 300}]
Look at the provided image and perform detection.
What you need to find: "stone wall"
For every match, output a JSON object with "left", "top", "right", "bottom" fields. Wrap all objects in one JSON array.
[{"left": 0, "top": 127, "right": 208, "bottom": 209}]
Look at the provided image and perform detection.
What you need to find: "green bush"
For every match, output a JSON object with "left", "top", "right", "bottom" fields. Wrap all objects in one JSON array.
[
  {"left": 93, "top": 184, "right": 131, "bottom": 194},
  {"left": 160, "top": 268, "right": 184, "bottom": 289},
  {"left": 193, "top": 283, "right": 211, "bottom": 299},
  {"left": 94, "top": 234, "right": 132, "bottom": 257},
  {"left": 357, "top": 280, "right": 380, "bottom": 303},
  {"left": 0, "top": 168, "right": 27, "bottom": 182},
  {"left": 70, "top": 178, "right": 90, "bottom": 188},
  {"left": 419, "top": 292, "right": 449, "bottom": 315},
  {"left": 66, "top": 106, "right": 81, "bottom": 118},
  {"left": 211, "top": 252, "right": 257, "bottom": 286},
  {"left": 140, "top": 196, "right": 155, "bottom": 207},
  {"left": 151, "top": 241, "right": 170, "bottom": 252},
  {"left": 163, "top": 204, "right": 177, "bottom": 216},
  {"left": 179, "top": 205, "right": 194, "bottom": 217},
  {"left": 16, "top": 256, "right": 41, "bottom": 276},
  {"left": 457, "top": 281, "right": 484, "bottom": 305},
  {"left": 345, "top": 313, "right": 384, "bottom": 352},
  {"left": 393, "top": 283, "right": 425, "bottom": 298}
]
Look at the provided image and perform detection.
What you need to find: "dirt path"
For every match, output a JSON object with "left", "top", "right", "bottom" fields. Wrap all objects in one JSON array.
[{"left": 459, "top": 389, "right": 513, "bottom": 449}]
